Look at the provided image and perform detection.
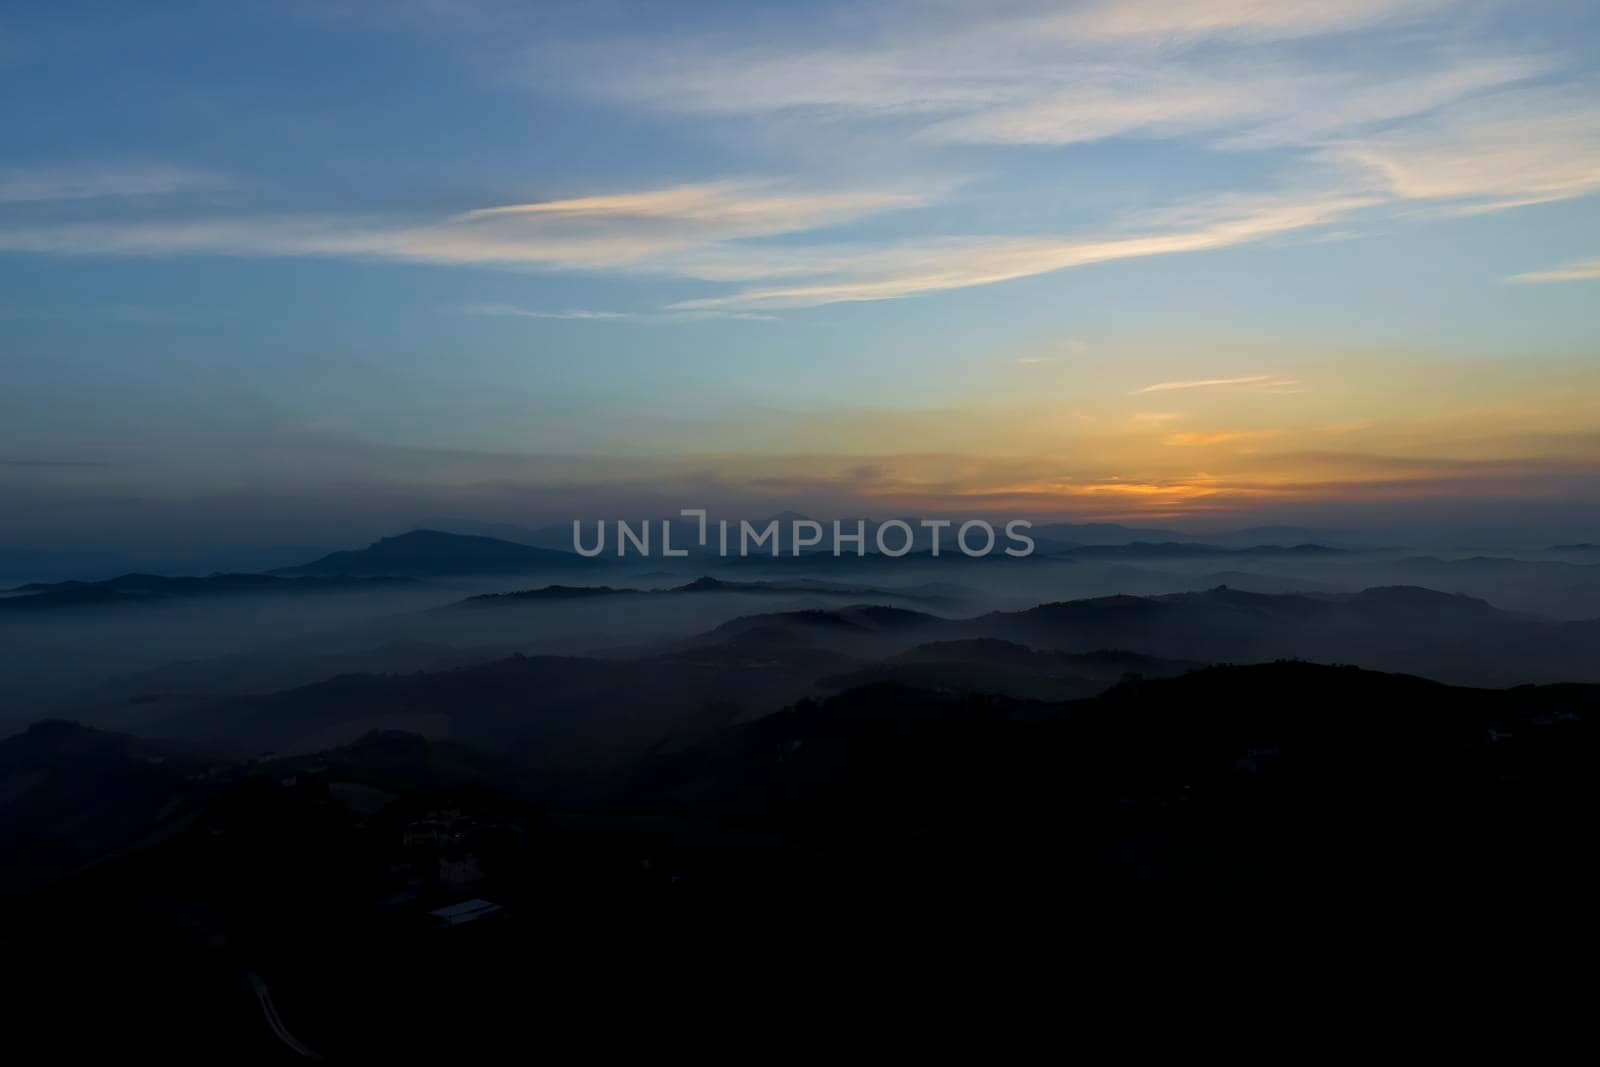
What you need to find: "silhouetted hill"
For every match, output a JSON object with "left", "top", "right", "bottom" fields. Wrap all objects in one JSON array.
[
  {"left": 1193, "top": 569, "right": 1343, "bottom": 594},
  {"left": 146, "top": 639, "right": 866, "bottom": 791},
  {"left": 1210, "top": 524, "right": 1375, "bottom": 547},
  {"left": 713, "top": 549, "right": 1047, "bottom": 570},
  {"left": 694, "top": 604, "right": 945, "bottom": 654},
  {"left": 457, "top": 575, "right": 963, "bottom": 608},
  {"left": 709, "top": 539, "right": 1343, "bottom": 569},
  {"left": 461, "top": 584, "right": 637, "bottom": 603},
  {"left": 819, "top": 639, "right": 1196, "bottom": 701},
  {"left": 112, "top": 601, "right": 1223, "bottom": 773},
  {"left": 525, "top": 516, "right": 1190, "bottom": 555},
  {"left": 1030, "top": 521, "right": 1187, "bottom": 545},
  {"left": 0, "top": 571, "right": 413, "bottom": 611},
  {"left": 626, "top": 660, "right": 1596, "bottom": 908},
  {"left": 1059, "top": 541, "right": 1344, "bottom": 559},
  {"left": 963, "top": 584, "right": 1582, "bottom": 684},
  {"left": 0, "top": 548, "right": 143, "bottom": 586},
  {"left": 21, "top": 660, "right": 1594, "bottom": 917},
  {"left": 672, "top": 575, "right": 941, "bottom": 598},
  {"left": 10, "top": 659, "right": 1593, "bottom": 1056},
  {"left": 683, "top": 584, "right": 1599, "bottom": 686},
  {"left": 0, "top": 721, "right": 219, "bottom": 894},
  {"left": 274, "top": 529, "right": 593, "bottom": 576},
  {"left": 1385, "top": 554, "right": 1600, "bottom": 618}
]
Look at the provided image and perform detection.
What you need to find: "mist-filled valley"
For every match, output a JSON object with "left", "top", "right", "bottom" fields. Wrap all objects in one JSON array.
[
  {"left": 12, "top": 0, "right": 1600, "bottom": 1046},
  {"left": 6, "top": 523, "right": 1596, "bottom": 1053},
  {"left": 6, "top": 523, "right": 1597, "bottom": 854},
  {"left": 8, "top": 526, "right": 1600, "bottom": 740}
]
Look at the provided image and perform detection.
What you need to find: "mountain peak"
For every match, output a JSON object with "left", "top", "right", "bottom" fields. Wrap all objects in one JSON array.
[{"left": 275, "top": 528, "right": 593, "bottom": 576}]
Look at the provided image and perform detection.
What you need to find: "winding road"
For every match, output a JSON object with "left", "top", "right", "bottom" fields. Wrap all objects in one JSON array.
[{"left": 247, "top": 972, "right": 322, "bottom": 1060}]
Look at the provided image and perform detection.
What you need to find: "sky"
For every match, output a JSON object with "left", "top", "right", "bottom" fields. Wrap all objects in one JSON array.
[{"left": 2, "top": 0, "right": 1599, "bottom": 551}]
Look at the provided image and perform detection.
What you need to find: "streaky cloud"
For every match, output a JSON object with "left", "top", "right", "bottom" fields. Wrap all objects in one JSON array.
[
  {"left": 1328, "top": 93, "right": 1600, "bottom": 212},
  {"left": 1134, "top": 375, "right": 1300, "bottom": 394},
  {"left": 460, "top": 302, "right": 777, "bottom": 323},
  {"left": 1057, "top": 0, "right": 1456, "bottom": 43},
  {"left": 669, "top": 194, "right": 1369, "bottom": 309},
  {"left": 0, "top": 164, "right": 229, "bottom": 203},
  {"left": 462, "top": 304, "right": 633, "bottom": 320},
  {"left": 451, "top": 181, "right": 927, "bottom": 229},
  {"left": 1508, "top": 258, "right": 1600, "bottom": 284}
]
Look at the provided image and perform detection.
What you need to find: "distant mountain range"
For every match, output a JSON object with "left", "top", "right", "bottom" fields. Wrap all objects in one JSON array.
[
  {"left": 458, "top": 575, "right": 964, "bottom": 608},
  {"left": 674, "top": 584, "right": 1600, "bottom": 688},
  {"left": 7, "top": 521, "right": 1596, "bottom": 594},
  {"left": 448, "top": 517, "right": 1378, "bottom": 549},
  {"left": 151, "top": 528, "right": 1356, "bottom": 584},
  {"left": 0, "top": 546, "right": 335, "bottom": 586},
  {"left": 273, "top": 529, "right": 596, "bottom": 576},
  {"left": 0, "top": 572, "right": 413, "bottom": 612},
  {"left": 0, "top": 528, "right": 1356, "bottom": 606},
  {"left": 84, "top": 582, "right": 1598, "bottom": 769},
  {"left": 1382, "top": 555, "right": 1600, "bottom": 618},
  {"left": 1045, "top": 541, "right": 1344, "bottom": 559},
  {"left": 714, "top": 540, "right": 1346, "bottom": 571},
  {"left": 818, "top": 639, "right": 1196, "bottom": 702}
]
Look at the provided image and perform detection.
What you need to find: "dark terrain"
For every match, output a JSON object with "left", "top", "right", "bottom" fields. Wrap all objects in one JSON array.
[
  {"left": 7, "top": 661, "right": 1593, "bottom": 1056},
  {"left": 3, "top": 526, "right": 1597, "bottom": 1056}
]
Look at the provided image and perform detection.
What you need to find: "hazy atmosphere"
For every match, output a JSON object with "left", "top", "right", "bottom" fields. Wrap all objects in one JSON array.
[
  {"left": 3, "top": 2, "right": 1597, "bottom": 1056},
  {"left": 5, "top": 1, "right": 1600, "bottom": 554}
]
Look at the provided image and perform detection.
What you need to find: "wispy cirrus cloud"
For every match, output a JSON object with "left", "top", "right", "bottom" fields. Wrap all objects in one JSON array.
[
  {"left": 449, "top": 181, "right": 926, "bottom": 233},
  {"left": 591, "top": 0, "right": 1525, "bottom": 155},
  {"left": 1328, "top": 94, "right": 1600, "bottom": 213},
  {"left": 459, "top": 302, "right": 776, "bottom": 323},
  {"left": 0, "top": 164, "right": 228, "bottom": 203},
  {"left": 1057, "top": 0, "right": 1452, "bottom": 43},
  {"left": 916, "top": 71, "right": 1283, "bottom": 146},
  {"left": 1507, "top": 258, "right": 1600, "bottom": 284},
  {"left": 461, "top": 304, "right": 633, "bottom": 320},
  {"left": 669, "top": 193, "right": 1370, "bottom": 309},
  {"left": 0, "top": 179, "right": 930, "bottom": 270},
  {"left": 1216, "top": 57, "right": 1549, "bottom": 149},
  {"left": 0, "top": 180, "right": 1369, "bottom": 309},
  {"left": 1134, "top": 374, "right": 1302, "bottom": 394},
  {"left": 1, "top": 4, "right": 1594, "bottom": 314},
  {"left": 918, "top": 54, "right": 1545, "bottom": 148}
]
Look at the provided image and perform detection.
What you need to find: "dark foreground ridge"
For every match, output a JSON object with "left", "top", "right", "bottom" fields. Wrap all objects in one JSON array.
[{"left": 6, "top": 660, "right": 1593, "bottom": 1055}]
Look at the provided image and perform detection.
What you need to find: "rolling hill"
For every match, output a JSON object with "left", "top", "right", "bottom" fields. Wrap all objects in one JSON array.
[
  {"left": 0, "top": 572, "right": 413, "bottom": 612},
  {"left": 274, "top": 529, "right": 595, "bottom": 577}
]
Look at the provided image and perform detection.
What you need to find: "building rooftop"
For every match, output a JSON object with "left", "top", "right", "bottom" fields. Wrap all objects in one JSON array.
[{"left": 429, "top": 898, "right": 502, "bottom": 927}]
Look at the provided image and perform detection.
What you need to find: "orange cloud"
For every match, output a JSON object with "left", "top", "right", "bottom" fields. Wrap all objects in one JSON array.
[{"left": 1163, "top": 430, "right": 1278, "bottom": 446}]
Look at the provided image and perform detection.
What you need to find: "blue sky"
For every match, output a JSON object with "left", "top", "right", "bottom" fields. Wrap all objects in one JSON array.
[{"left": 3, "top": 1, "right": 1599, "bottom": 549}]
